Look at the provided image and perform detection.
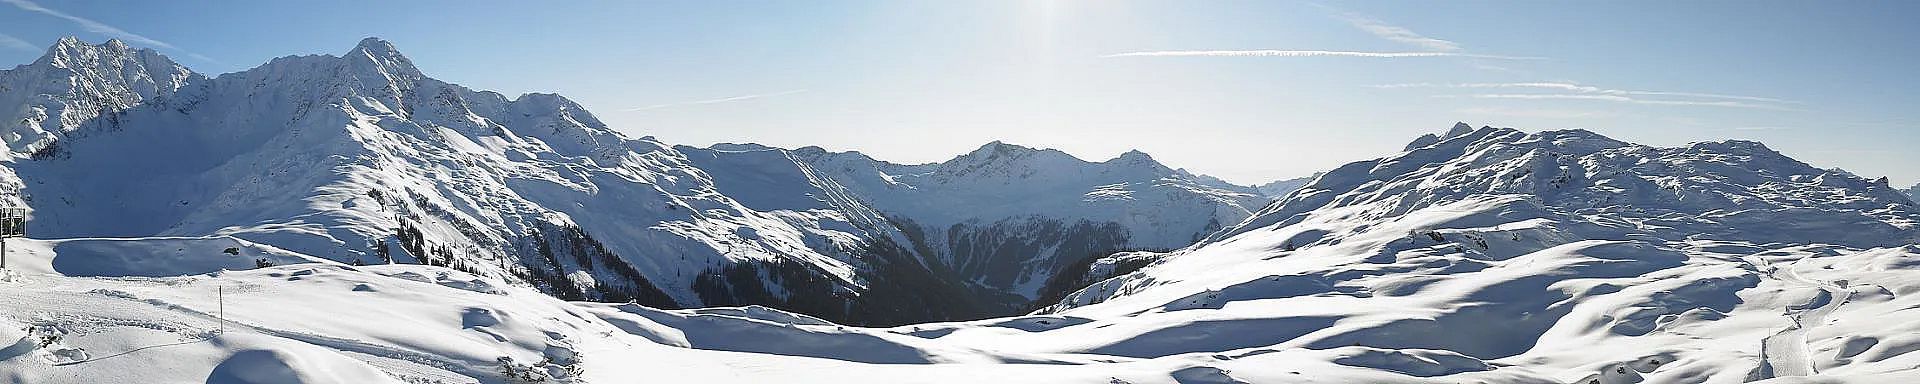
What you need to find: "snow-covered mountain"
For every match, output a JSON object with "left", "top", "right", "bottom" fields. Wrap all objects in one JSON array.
[
  {"left": 0, "top": 37, "right": 1269, "bottom": 326},
  {"left": 1028, "top": 125, "right": 1920, "bottom": 382},
  {"left": 1904, "top": 182, "right": 1919, "bottom": 201},
  {"left": 0, "top": 37, "right": 199, "bottom": 155},
  {"left": 1255, "top": 174, "right": 1317, "bottom": 199},
  {"left": 1215, "top": 125, "right": 1917, "bottom": 247},
  {"left": 794, "top": 142, "right": 1268, "bottom": 254},
  {"left": 0, "top": 37, "right": 1016, "bottom": 325},
  {"left": 7, "top": 36, "right": 1920, "bottom": 383},
  {"left": 678, "top": 142, "right": 1272, "bottom": 311},
  {"left": 8, "top": 122, "right": 1919, "bottom": 383},
  {"left": 789, "top": 142, "right": 1271, "bottom": 300}
]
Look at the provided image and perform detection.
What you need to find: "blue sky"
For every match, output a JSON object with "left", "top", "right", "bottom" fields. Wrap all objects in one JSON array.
[{"left": 2, "top": 1, "right": 1915, "bottom": 185}]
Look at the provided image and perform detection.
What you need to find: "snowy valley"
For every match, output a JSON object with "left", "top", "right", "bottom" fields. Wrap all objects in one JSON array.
[{"left": 2, "top": 37, "right": 1919, "bottom": 384}]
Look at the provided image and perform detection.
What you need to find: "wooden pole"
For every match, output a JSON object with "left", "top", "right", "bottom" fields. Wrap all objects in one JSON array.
[{"left": 218, "top": 286, "right": 224, "bottom": 335}]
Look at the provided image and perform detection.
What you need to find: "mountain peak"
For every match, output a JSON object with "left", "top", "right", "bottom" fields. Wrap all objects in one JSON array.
[
  {"left": 967, "top": 140, "right": 1038, "bottom": 157},
  {"left": 1446, "top": 122, "right": 1475, "bottom": 138},
  {"left": 352, "top": 37, "right": 401, "bottom": 56},
  {"left": 1687, "top": 139, "right": 1779, "bottom": 156},
  {"left": 1100, "top": 149, "right": 1177, "bottom": 176},
  {"left": 706, "top": 142, "right": 779, "bottom": 152},
  {"left": 2, "top": 36, "right": 197, "bottom": 153},
  {"left": 50, "top": 36, "right": 87, "bottom": 51},
  {"left": 1110, "top": 149, "right": 1155, "bottom": 164},
  {"left": 1406, "top": 122, "right": 1481, "bottom": 151},
  {"left": 343, "top": 36, "right": 420, "bottom": 79},
  {"left": 510, "top": 92, "right": 581, "bottom": 110},
  {"left": 41, "top": 36, "right": 143, "bottom": 63}
]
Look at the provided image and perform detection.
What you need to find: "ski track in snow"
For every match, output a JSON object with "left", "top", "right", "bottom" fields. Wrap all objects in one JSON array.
[{"left": 1755, "top": 257, "right": 1852, "bottom": 380}]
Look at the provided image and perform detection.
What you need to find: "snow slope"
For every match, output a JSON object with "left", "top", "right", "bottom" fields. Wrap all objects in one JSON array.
[
  {"left": 5, "top": 123, "right": 1920, "bottom": 383},
  {"left": 1030, "top": 125, "right": 1920, "bottom": 382},
  {"left": 1, "top": 240, "right": 1426, "bottom": 384}
]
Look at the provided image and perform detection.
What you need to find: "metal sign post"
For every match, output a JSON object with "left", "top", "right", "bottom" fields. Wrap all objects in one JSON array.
[{"left": 0, "top": 208, "right": 22, "bottom": 270}]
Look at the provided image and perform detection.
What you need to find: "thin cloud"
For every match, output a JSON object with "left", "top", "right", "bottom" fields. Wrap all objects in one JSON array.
[
  {"left": 1447, "top": 93, "right": 1631, "bottom": 101},
  {"left": 3, "top": 0, "right": 218, "bottom": 63},
  {"left": 1312, "top": 4, "right": 1550, "bottom": 74},
  {"left": 1111, "top": 7, "right": 1543, "bottom": 64},
  {"left": 0, "top": 33, "right": 36, "bottom": 52},
  {"left": 1375, "top": 82, "right": 1793, "bottom": 104},
  {"left": 1376, "top": 82, "right": 1592, "bottom": 91},
  {"left": 1469, "top": 63, "right": 1514, "bottom": 72},
  {"left": 1435, "top": 93, "right": 1797, "bottom": 111},
  {"left": 1618, "top": 90, "right": 1791, "bottom": 104},
  {"left": 1102, "top": 50, "right": 1543, "bottom": 60},
  {"left": 3, "top": 0, "right": 171, "bottom": 49},
  {"left": 1457, "top": 106, "right": 1613, "bottom": 119},
  {"left": 626, "top": 89, "right": 807, "bottom": 112},
  {"left": 1329, "top": 11, "right": 1461, "bottom": 52}
]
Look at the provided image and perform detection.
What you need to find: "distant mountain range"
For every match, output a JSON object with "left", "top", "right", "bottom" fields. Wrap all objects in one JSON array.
[{"left": 0, "top": 37, "right": 1289, "bottom": 325}]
